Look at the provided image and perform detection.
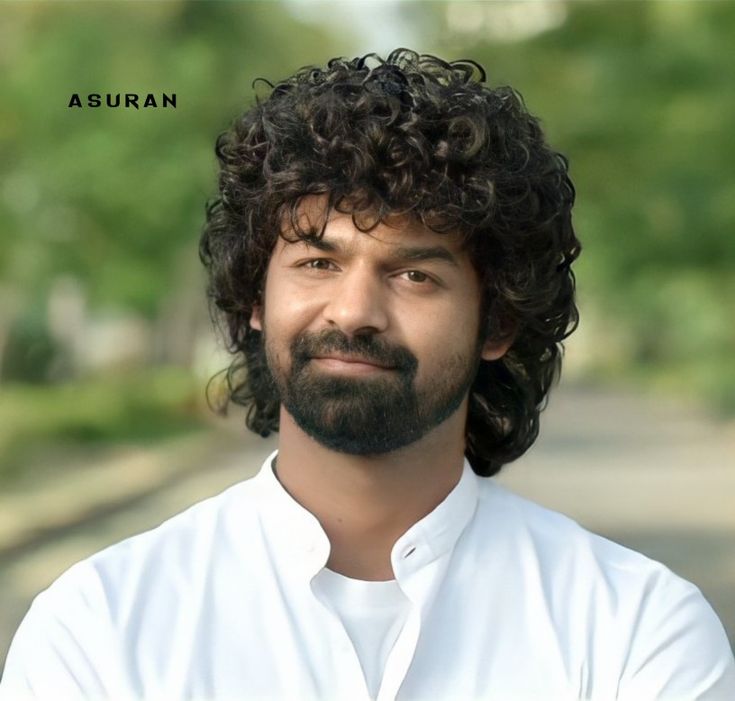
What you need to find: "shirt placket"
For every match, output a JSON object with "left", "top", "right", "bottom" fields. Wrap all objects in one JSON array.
[
  {"left": 379, "top": 525, "right": 460, "bottom": 700},
  {"left": 376, "top": 605, "right": 422, "bottom": 701},
  {"left": 309, "top": 576, "right": 376, "bottom": 701}
]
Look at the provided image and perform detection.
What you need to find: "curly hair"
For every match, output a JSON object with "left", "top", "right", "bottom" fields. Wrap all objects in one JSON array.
[{"left": 199, "top": 48, "right": 580, "bottom": 477}]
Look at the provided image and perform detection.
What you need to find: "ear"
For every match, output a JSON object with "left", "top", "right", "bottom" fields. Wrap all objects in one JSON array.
[
  {"left": 480, "top": 334, "right": 514, "bottom": 362},
  {"left": 249, "top": 305, "right": 262, "bottom": 331}
]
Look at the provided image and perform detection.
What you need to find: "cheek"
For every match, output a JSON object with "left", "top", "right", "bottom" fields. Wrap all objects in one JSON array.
[
  {"left": 412, "top": 296, "right": 480, "bottom": 345},
  {"left": 261, "top": 281, "right": 321, "bottom": 361},
  {"left": 401, "top": 305, "right": 478, "bottom": 377}
]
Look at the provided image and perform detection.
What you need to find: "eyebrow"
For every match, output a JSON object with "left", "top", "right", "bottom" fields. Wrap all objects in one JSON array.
[{"left": 296, "top": 236, "right": 460, "bottom": 268}]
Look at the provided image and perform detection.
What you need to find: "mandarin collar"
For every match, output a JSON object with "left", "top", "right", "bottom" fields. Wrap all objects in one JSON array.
[{"left": 252, "top": 449, "right": 479, "bottom": 585}]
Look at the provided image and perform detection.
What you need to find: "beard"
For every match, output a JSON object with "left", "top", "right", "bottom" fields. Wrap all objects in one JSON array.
[{"left": 263, "top": 328, "right": 480, "bottom": 455}]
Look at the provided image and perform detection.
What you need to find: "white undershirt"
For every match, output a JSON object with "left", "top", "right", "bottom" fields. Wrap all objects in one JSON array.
[{"left": 313, "top": 568, "right": 410, "bottom": 699}]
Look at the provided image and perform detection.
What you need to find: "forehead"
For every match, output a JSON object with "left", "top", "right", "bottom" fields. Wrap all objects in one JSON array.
[{"left": 277, "top": 194, "right": 469, "bottom": 255}]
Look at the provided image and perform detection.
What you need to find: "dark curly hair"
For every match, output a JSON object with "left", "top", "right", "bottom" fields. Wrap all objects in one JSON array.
[{"left": 199, "top": 48, "right": 580, "bottom": 477}]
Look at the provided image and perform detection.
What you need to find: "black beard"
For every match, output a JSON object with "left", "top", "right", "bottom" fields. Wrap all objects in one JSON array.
[{"left": 265, "top": 328, "right": 479, "bottom": 455}]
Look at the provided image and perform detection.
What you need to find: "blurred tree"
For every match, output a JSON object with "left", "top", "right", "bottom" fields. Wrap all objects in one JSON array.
[
  {"left": 421, "top": 0, "right": 735, "bottom": 407},
  {"left": 0, "top": 0, "right": 338, "bottom": 325}
]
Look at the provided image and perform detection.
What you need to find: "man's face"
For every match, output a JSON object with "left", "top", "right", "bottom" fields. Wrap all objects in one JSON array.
[{"left": 250, "top": 196, "right": 507, "bottom": 455}]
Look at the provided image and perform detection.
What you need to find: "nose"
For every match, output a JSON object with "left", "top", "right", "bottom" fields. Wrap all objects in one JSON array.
[{"left": 322, "top": 267, "right": 389, "bottom": 336}]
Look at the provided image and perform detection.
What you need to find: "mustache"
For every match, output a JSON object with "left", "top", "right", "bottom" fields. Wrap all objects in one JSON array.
[{"left": 291, "top": 329, "right": 418, "bottom": 373}]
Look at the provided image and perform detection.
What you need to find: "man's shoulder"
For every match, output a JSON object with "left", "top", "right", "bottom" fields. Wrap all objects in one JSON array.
[
  {"left": 472, "top": 477, "right": 685, "bottom": 593},
  {"left": 43, "top": 472, "right": 263, "bottom": 602},
  {"left": 463, "top": 478, "right": 735, "bottom": 698},
  {"left": 0, "top": 471, "right": 274, "bottom": 700}
]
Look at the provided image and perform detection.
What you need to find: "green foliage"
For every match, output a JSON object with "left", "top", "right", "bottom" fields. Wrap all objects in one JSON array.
[
  {"left": 0, "top": 368, "right": 206, "bottom": 482},
  {"left": 1, "top": 0, "right": 339, "bottom": 317},
  {"left": 428, "top": 0, "right": 735, "bottom": 403},
  {"left": 1, "top": 305, "right": 61, "bottom": 383}
]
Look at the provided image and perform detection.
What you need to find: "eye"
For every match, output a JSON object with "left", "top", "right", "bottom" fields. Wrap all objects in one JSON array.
[
  {"left": 402, "top": 270, "right": 432, "bottom": 284},
  {"left": 301, "top": 258, "right": 337, "bottom": 271}
]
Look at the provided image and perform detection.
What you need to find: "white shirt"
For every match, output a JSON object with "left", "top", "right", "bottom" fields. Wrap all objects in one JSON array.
[
  {"left": 312, "top": 568, "right": 410, "bottom": 698},
  {"left": 1, "top": 450, "right": 733, "bottom": 700}
]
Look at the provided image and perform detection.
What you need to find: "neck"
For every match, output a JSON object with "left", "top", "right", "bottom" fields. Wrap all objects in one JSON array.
[{"left": 274, "top": 404, "right": 467, "bottom": 581}]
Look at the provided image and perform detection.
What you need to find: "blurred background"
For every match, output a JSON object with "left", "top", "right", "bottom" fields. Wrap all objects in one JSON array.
[{"left": 1, "top": 0, "right": 733, "bottom": 667}]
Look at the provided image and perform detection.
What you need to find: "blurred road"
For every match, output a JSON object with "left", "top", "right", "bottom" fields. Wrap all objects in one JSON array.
[{"left": 1, "top": 384, "right": 733, "bottom": 671}]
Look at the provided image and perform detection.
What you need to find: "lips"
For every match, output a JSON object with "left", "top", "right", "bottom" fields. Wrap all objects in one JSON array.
[{"left": 311, "top": 355, "right": 393, "bottom": 370}]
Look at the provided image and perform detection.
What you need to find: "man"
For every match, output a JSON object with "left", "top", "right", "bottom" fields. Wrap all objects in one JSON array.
[{"left": 2, "top": 49, "right": 733, "bottom": 700}]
